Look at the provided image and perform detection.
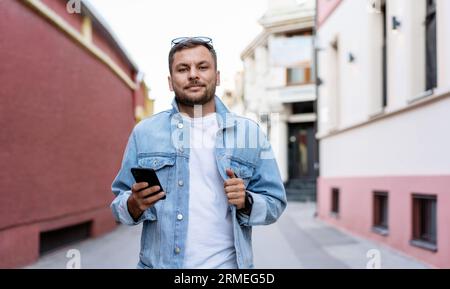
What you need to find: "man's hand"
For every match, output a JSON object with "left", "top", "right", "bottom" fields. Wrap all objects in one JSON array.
[
  {"left": 127, "top": 182, "right": 165, "bottom": 221},
  {"left": 224, "top": 168, "right": 246, "bottom": 210}
]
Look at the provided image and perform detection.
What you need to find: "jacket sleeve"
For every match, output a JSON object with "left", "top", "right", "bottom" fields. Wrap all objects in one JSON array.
[
  {"left": 237, "top": 129, "right": 287, "bottom": 226},
  {"left": 110, "top": 129, "right": 157, "bottom": 226}
]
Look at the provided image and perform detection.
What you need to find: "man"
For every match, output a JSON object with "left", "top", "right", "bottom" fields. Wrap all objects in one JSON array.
[{"left": 111, "top": 37, "right": 286, "bottom": 269}]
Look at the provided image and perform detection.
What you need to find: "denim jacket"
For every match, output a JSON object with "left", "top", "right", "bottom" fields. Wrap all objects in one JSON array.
[{"left": 111, "top": 96, "right": 287, "bottom": 269}]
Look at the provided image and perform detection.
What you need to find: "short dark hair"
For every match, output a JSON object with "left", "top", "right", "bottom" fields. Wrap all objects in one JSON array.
[{"left": 168, "top": 39, "right": 217, "bottom": 74}]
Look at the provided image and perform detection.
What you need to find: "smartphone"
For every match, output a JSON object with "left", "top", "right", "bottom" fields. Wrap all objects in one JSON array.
[{"left": 130, "top": 168, "right": 166, "bottom": 200}]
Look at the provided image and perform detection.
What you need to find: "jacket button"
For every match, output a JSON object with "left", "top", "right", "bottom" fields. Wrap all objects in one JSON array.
[
  {"left": 178, "top": 180, "right": 184, "bottom": 186},
  {"left": 177, "top": 214, "right": 183, "bottom": 220},
  {"left": 175, "top": 247, "right": 181, "bottom": 254},
  {"left": 177, "top": 123, "right": 184, "bottom": 129}
]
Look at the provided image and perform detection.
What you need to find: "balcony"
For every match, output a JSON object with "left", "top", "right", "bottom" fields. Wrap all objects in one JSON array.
[{"left": 268, "top": 84, "right": 316, "bottom": 104}]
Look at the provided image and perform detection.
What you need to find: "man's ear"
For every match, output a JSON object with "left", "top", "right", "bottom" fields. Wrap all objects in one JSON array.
[
  {"left": 168, "top": 76, "right": 174, "bottom": 91},
  {"left": 216, "top": 70, "right": 220, "bottom": 86}
]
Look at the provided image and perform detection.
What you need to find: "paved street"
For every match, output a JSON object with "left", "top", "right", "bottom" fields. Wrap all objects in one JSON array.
[
  {"left": 252, "top": 202, "right": 428, "bottom": 269},
  {"left": 26, "top": 202, "right": 429, "bottom": 269}
]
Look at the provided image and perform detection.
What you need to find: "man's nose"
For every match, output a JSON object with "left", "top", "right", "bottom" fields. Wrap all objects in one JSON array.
[{"left": 188, "top": 67, "right": 199, "bottom": 80}]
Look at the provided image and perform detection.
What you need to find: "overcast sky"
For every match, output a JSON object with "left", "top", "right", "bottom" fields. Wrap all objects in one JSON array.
[{"left": 84, "top": 0, "right": 268, "bottom": 112}]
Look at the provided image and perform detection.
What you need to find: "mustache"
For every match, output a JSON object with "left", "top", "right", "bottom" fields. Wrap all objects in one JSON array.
[{"left": 185, "top": 81, "right": 206, "bottom": 89}]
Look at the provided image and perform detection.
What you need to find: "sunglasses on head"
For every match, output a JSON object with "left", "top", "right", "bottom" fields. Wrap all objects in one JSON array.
[{"left": 171, "top": 36, "right": 213, "bottom": 47}]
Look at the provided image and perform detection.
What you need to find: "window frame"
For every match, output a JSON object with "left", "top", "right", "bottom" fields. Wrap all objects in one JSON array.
[
  {"left": 372, "top": 191, "right": 389, "bottom": 236},
  {"left": 286, "top": 66, "right": 312, "bottom": 86},
  {"left": 331, "top": 187, "right": 340, "bottom": 217},
  {"left": 410, "top": 194, "right": 438, "bottom": 252}
]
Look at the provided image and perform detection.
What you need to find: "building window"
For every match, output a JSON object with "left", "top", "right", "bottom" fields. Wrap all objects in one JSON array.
[
  {"left": 286, "top": 67, "right": 312, "bottom": 85},
  {"left": 381, "top": 0, "right": 388, "bottom": 108},
  {"left": 331, "top": 188, "right": 340, "bottom": 216},
  {"left": 292, "top": 101, "right": 314, "bottom": 114},
  {"left": 373, "top": 191, "right": 388, "bottom": 235},
  {"left": 411, "top": 194, "right": 437, "bottom": 252},
  {"left": 425, "top": 0, "right": 437, "bottom": 91}
]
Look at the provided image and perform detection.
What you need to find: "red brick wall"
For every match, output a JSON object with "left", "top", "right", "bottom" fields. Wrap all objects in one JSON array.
[
  {"left": 40, "top": 0, "right": 133, "bottom": 76},
  {"left": 134, "top": 82, "right": 146, "bottom": 108},
  {"left": 0, "top": 0, "right": 136, "bottom": 267},
  {"left": 92, "top": 27, "right": 134, "bottom": 78}
]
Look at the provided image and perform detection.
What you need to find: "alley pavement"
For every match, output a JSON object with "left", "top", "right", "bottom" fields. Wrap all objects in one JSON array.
[{"left": 25, "top": 202, "right": 429, "bottom": 269}]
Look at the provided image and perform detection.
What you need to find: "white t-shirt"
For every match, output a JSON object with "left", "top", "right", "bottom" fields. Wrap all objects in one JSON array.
[{"left": 182, "top": 112, "right": 237, "bottom": 269}]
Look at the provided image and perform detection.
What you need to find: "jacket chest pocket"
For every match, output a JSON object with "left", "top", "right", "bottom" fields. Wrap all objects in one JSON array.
[
  {"left": 229, "top": 157, "right": 255, "bottom": 188},
  {"left": 137, "top": 155, "right": 176, "bottom": 195}
]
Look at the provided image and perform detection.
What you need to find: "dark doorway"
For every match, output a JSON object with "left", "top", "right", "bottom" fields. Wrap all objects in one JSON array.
[{"left": 288, "top": 122, "right": 316, "bottom": 179}]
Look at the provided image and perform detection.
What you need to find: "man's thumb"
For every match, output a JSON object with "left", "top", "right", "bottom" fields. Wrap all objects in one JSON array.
[{"left": 226, "top": 168, "right": 236, "bottom": 178}]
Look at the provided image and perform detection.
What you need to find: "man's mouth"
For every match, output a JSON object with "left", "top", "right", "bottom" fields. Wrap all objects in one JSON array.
[{"left": 185, "top": 85, "right": 205, "bottom": 90}]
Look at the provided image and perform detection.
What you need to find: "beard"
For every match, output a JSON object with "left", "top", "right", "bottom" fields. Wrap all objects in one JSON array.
[{"left": 173, "top": 79, "right": 217, "bottom": 107}]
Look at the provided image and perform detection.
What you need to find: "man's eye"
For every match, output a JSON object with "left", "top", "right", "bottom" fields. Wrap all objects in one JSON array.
[
  {"left": 199, "top": 66, "right": 208, "bottom": 70},
  {"left": 178, "top": 68, "right": 187, "bottom": 72}
]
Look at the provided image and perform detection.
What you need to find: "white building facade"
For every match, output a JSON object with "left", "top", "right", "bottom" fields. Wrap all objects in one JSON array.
[
  {"left": 316, "top": 0, "right": 450, "bottom": 268},
  {"left": 241, "top": 0, "right": 317, "bottom": 200}
]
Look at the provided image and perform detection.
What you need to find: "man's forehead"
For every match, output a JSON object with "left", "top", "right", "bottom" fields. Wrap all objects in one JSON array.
[{"left": 173, "top": 46, "right": 213, "bottom": 63}]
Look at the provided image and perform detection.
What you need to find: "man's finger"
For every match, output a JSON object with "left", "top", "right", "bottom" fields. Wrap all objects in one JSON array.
[
  {"left": 139, "top": 185, "right": 160, "bottom": 198},
  {"left": 228, "top": 198, "right": 244, "bottom": 208},
  {"left": 142, "top": 191, "right": 165, "bottom": 206},
  {"left": 224, "top": 178, "right": 243, "bottom": 187},
  {"left": 226, "top": 168, "right": 236, "bottom": 179},
  {"left": 225, "top": 184, "right": 244, "bottom": 193},
  {"left": 132, "top": 182, "right": 148, "bottom": 192},
  {"left": 226, "top": 192, "right": 244, "bottom": 200}
]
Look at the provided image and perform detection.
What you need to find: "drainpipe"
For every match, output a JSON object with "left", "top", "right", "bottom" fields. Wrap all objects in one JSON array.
[{"left": 313, "top": 0, "right": 320, "bottom": 217}]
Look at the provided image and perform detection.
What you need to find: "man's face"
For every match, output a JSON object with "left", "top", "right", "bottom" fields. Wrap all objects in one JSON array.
[{"left": 168, "top": 45, "right": 220, "bottom": 106}]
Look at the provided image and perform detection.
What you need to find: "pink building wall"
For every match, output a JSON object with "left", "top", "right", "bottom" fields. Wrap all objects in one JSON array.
[{"left": 317, "top": 176, "right": 450, "bottom": 268}]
